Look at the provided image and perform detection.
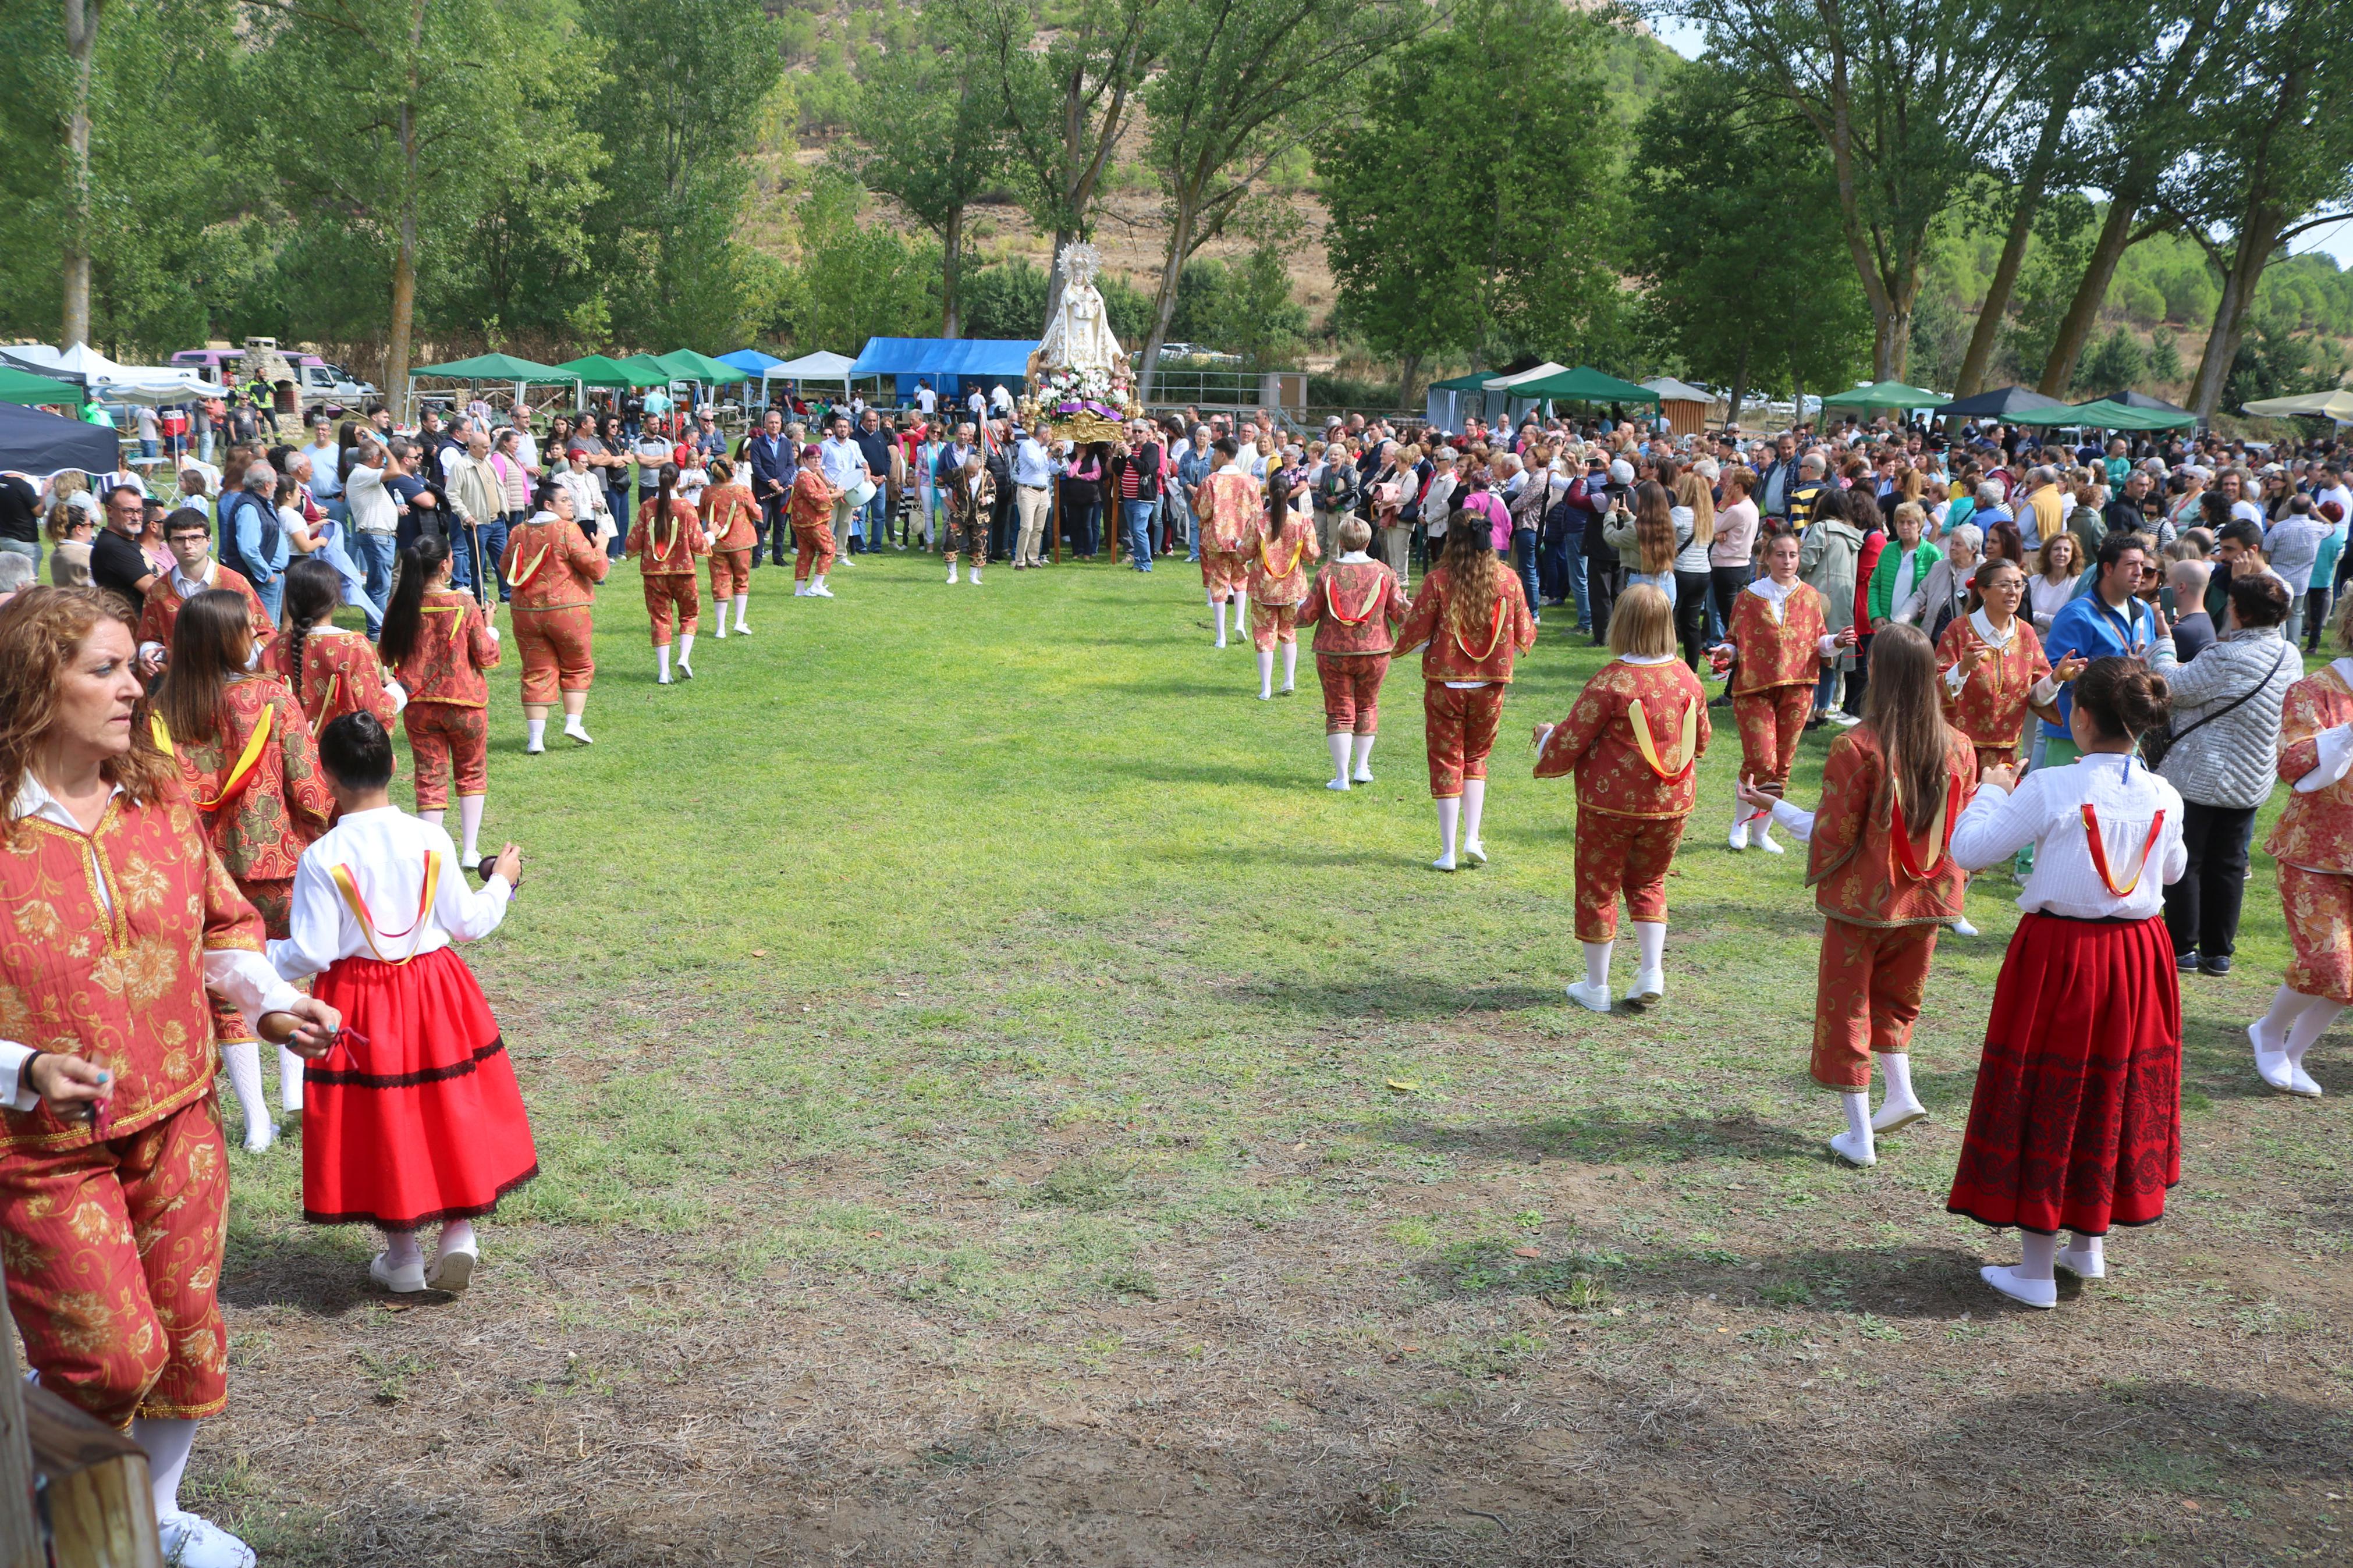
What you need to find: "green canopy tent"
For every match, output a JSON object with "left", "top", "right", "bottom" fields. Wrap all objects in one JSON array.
[
  {"left": 0, "top": 365, "right": 86, "bottom": 407},
  {"left": 654, "top": 349, "right": 743, "bottom": 384},
  {"left": 1820, "top": 380, "right": 1943, "bottom": 411},
  {"left": 1503, "top": 365, "right": 1660, "bottom": 404},
  {"left": 2007, "top": 399, "right": 2194, "bottom": 432},
  {"left": 409, "top": 353, "right": 573, "bottom": 382},
  {"left": 554, "top": 354, "right": 665, "bottom": 389}
]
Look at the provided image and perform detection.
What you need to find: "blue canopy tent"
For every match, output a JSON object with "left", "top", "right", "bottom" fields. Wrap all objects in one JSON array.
[
  {"left": 719, "top": 349, "right": 786, "bottom": 376},
  {"left": 848, "top": 338, "right": 1041, "bottom": 403}
]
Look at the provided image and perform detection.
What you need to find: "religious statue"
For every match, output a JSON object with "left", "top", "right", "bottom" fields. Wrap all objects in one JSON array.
[{"left": 1037, "top": 243, "right": 1124, "bottom": 384}]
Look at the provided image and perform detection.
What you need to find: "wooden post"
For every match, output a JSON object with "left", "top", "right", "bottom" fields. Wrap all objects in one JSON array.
[
  {"left": 1, "top": 1271, "right": 40, "bottom": 1568},
  {"left": 24, "top": 1385, "right": 162, "bottom": 1568},
  {"left": 1052, "top": 460, "right": 1062, "bottom": 565}
]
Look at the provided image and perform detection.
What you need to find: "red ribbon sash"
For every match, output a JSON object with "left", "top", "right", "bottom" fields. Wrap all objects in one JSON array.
[{"left": 2081, "top": 803, "right": 2165, "bottom": 897}]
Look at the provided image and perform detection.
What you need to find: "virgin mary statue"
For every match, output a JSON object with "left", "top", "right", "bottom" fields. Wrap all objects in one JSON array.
[{"left": 1036, "top": 243, "right": 1123, "bottom": 381}]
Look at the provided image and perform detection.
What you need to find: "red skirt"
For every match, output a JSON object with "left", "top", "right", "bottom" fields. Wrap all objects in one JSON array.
[
  {"left": 303, "top": 945, "right": 538, "bottom": 1229},
  {"left": 1946, "top": 912, "right": 2181, "bottom": 1236}
]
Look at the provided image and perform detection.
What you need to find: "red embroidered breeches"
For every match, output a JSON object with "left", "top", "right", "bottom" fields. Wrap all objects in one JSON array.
[
  {"left": 641, "top": 572, "right": 699, "bottom": 646},
  {"left": 1811, "top": 918, "right": 1940, "bottom": 1091},
  {"left": 0, "top": 1098, "right": 231, "bottom": 1425},
  {"left": 404, "top": 701, "right": 488, "bottom": 809},
  {"left": 1317, "top": 653, "right": 1389, "bottom": 735},
  {"left": 793, "top": 522, "right": 837, "bottom": 582},
  {"left": 511, "top": 604, "right": 595, "bottom": 703},
  {"left": 1733, "top": 683, "right": 1812, "bottom": 794},
  {"left": 1573, "top": 809, "right": 1685, "bottom": 943},
  {"left": 1251, "top": 600, "right": 1300, "bottom": 652},
  {"left": 1423, "top": 682, "right": 1506, "bottom": 798},
  {"left": 708, "top": 548, "right": 752, "bottom": 602},
  {"left": 1201, "top": 549, "right": 1247, "bottom": 599},
  {"left": 2280, "top": 863, "right": 2353, "bottom": 1005}
]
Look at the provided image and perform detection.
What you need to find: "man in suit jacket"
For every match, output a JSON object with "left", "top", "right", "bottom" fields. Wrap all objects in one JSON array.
[{"left": 747, "top": 407, "right": 794, "bottom": 568}]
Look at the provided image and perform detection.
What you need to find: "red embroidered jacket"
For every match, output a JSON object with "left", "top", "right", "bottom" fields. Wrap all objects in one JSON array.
[
  {"left": 1394, "top": 567, "right": 1537, "bottom": 684},
  {"left": 1727, "top": 581, "right": 1829, "bottom": 695},
  {"left": 627, "top": 499, "right": 709, "bottom": 576},
  {"left": 1299, "top": 560, "right": 1407, "bottom": 655},
  {"left": 1236, "top": 514, "right": 1321, "bottom": 605},
  {"left": 265, "top": 628, "right": 396, "bottom": 733},
  {"left": 1935, "top": 613, "right": 2056, "bottom": 752},
  {"left": 502, "top": 518, "right": 608, "bottom": 612},
  {"left": 164, "top": 674, "right": 336, "bottom": 886},
  {"left": 394, "top": 588, "right": 500, "bottom": 707},
  {"left": 137, "top": 561, "right": 273, "bottom": 658},
  {"left": 1534, "top": 659, "right": 1710, "bottom": 819},
  {"left": 1802, "top": 726, "right": 1978, "bottom": 926},
  {"left": 2269, "top": 663, "right": 2353, "bottom": 873}
]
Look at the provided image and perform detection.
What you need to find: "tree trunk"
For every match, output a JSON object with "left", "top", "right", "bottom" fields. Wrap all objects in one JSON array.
[
  {"left": 1139, "top": 189, "right": 1198, "bottom": 407},
  {"left": 1399, "top": 351, "right": 1423, "bottom": 412},
  {"left": 2036, "top": 193, "right": 2141, "bottom": 396},
  {"left": 62, "top": 0, "right": 100, "bottom": 347},
  {"left": 1724, "top": 342, "right": 1751, "bottom": 433},
  {"left": 1793, "top": 369, "right": 1805, "bottom": 432},
  {"left": 1954, "top": 105, "right": 2068, "bottom": 397},
  {"left": 2188, "top": 207, "right": 2283, "bottom": 422},
  {"left": 387, "top": 6, "right": 425, "bottom": 420},
  {"left": 941, "top": 205, "right": 965, "bottom": 339}
]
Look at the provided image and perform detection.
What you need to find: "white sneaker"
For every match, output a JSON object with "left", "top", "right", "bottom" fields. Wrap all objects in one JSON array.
[
  {"left": 2252, "top": 1024, "right": 2298, "bottom": 1092},
  {"left": 1949, "top": 918, "right": 1979, "bottom": 937},
  {"left": 1624, "top": 968, "right": 1664, "bottom": 1009},
  {"left": 158, "top": 1510, "right": 257, "bottom": 1568},
  {"left": 1827, "top": 1129, "right": 1876, "bottom": 1168},
  {"left": 677, "top": 660, "right": 694, "bottom": 681},
  {"left": 1326, "top": 778, "right": 1350, "bottom": 791},
  {"left": 1980, "top": 1264, "right": 2056, "bottom": 1309},
  {"left": 241, "top": 1121, "right": 274, "bottom": 1154},
  {"left": 2288, "top": 1060, "right": 2324, "bottom": 1097},
  {"left": 2055, "top": 1245, "right": 2106, "bottom": 1280},
  {"left": 947, "top": 567, "right": 959, "bottom": 584},
  {"left": 1354, "top": 766, "right": 1374, "bottom": 784},
  {"left": 1827, "top": 709, "right": 1861, "bottom": 727},
  {"left": 970, "top": 571, "right": 981, "bottom": 585},
  {"left": 1463, "top": 838, "right": 1487, "bottom": 866},
  {"left": 794, "top": 585, "right": 811, "bottom": 597},
  {"left": 1755, "top": 828, "right": 1784, "bottom": 855},
  {"left": 811, "top": 585, "right": 835, "bottom": 598},
  {"left": 370, "top": 1250, "right": 425, "bottom": 1293},
  {"left": 1431, "top": 853, "right": 1457, "bottom": 872},
  {"left": 524, "top": 736, "right": 545, "bottom": 755},
  {"left": 563, "top": 721, "right": 593, "bottom": 746},
  {"left": 1871, "top": 1098, "right": 1928, "bottom": 1133},
  {"left": 1564, "top": 979, "right": 1612, "bottom": 1014},
  {"left": 734, "top": 622, "right": 751, "bottom": 635},
  {"left": 427, "top": 1240, "right": 478, "bottom": 1293},
  {"left": 1728, "top": 819, "right": 1749, "bottom": 851}
]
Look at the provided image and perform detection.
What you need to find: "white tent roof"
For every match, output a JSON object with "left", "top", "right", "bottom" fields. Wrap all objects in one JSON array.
[
  {"left": 1641, "top": 377, "right": 1715, "bottom": 404},
  {"left": 1481, "top": 361, "right": 1568, "bottom": 392},
  {"left": 1, "top": 342, "right": 223, "bottom": 402},
  {"left": 764, "top": 350, "right": 857, "bottom": 382}
]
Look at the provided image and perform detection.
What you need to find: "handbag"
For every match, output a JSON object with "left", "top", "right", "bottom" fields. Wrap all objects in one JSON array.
[{"left": 2139, "top": 640, "right": 2288, "bottom": 770}]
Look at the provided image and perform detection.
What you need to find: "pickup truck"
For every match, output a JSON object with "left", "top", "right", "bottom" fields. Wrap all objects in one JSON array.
[{"left": 169, "top": 349, "right": 378, "bottom": 411}]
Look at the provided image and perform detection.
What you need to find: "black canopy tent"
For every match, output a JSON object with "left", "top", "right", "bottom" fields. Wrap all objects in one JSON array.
[
  {"left": 1930, "top": 385, "right": 2071, "bottom": 419},
  {"left": 0, "top": 401, "right": 118, "bottom": 478}
]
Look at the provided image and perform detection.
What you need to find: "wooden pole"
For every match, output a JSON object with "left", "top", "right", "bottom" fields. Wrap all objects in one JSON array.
[{"left": 1052, "top": 454, "right": 1062, "bottom": 565}]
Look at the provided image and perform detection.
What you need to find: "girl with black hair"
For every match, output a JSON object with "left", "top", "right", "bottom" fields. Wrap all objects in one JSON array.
[
  {"left": 1233, "top": 474, "right": 1322, "bottom": 700},
  {"left": 1946, "top": 656, "right": 2187, "bottom": 1309},
  {"left": 624, "top": 461, "right": 709, "bottom": 684},
  {"left": 381, "top": 535, "right": 501, "bottom": 864},
  {"left": 268, "top": 556, "right": 399, "bottom": 734},
  {"left": 152, "top": 588, "right": 338, "bottom": 1149}
]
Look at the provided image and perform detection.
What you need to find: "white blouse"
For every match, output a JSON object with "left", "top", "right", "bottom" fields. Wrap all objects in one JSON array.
[
  {"left": 1949, "top": 751, "right": 2188, "bottom": 921},
  {"left": 269, "top": 807, "right": 512, "bottom": 980}
]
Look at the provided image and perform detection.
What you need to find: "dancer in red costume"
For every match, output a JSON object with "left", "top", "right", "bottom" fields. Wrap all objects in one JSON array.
[
  {"left": 1234, "top": 473, "right": 1322, "bottom": 699},
  {"left": 1715, "top": 525, "right": 1852, "bottom": 853},
  {"left": 626, "top": 462, "right": 711, "bottom": 685},
  {"left": 1946, "top": 657, "right": 2185, "bottom": 1309},
  {"left": 1298, "top": 517, "right": 1407, "bottom": 790},
  {"left": 379, "top": 535, "right": 501, "bottom": 866},
  {"left": 501, "top": 479, "right": 608, "bottom": 751},
  {"left": 1394, "top": 512, "right": 1536, "bottom": 870}
]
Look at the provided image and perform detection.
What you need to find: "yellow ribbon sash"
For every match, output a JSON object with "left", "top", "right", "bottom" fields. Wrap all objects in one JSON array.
[
  {"left": 1259, "top": 531, "right": 1305, "bottom": 579},
  {"left": 1326, "top": 566, "right": 1385, "bottom": 626},
  {"left": 1451, "top": 595, "right": 1510, "bottom": 663},
  {"left": 151, "top": 704, "right": 275, "bottom": 812},
  {"left": 509, "top": 541, "right": 553, "bottom": 592},
  {"left": 421, "top": 602, "right": 469, "bottom": 643},
  {"left": 311, "top": 673, "right": 340, "bottom": 727},
  {"left": 1625, "top": 696, "right": 1699, "bottom": 780},
  {"left": 331, "top": 852, "right": 443, "bottom": 966}
]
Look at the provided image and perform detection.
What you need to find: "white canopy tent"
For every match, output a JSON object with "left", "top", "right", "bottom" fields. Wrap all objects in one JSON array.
[
  {"left": 1480, "top": 361, "right": 1568, "bottom": 426},
  {"left": 0, "top": 343, "right": 224, "bottom": 403},
  {"left": 761, "top": 350, "right": 857, "bottom": 398}
]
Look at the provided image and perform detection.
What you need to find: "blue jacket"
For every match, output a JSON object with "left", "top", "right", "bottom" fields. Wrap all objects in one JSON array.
[
  {"left": 2041, "top": 588, "right": 2157, "bottom": 739},
  {"left": 746, "top": 432, "right": 793, "bottom": 503}
]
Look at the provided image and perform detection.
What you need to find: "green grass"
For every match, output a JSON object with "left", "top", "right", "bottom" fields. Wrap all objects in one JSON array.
[{"left": 206, "top": 547, "right": 2353, "bottom": 1565}]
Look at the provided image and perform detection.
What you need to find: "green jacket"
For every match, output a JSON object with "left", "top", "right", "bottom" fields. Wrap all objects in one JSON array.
[{"left": 1866, "top": 538, "right": 1942, "bottom": 626}]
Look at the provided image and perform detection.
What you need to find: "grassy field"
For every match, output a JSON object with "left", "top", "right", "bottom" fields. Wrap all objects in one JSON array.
[{"left": 202, "top": 547, "right": 2351, "bottom": 1565}]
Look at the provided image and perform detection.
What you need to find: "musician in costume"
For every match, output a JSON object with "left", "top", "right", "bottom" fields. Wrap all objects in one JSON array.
[
  {"left": 269, "top": 557, "right": 401, "bottom": 735},
  {"left": 152, "top": 588, "right": 337, "bottom": 1151},
  {"left": 1934, "top": 557, "right": 2070, "bottom": 772},
  {"left": 0, "top": 585, "right": 339, "bottom": 1568},
  {"left": 1737, "top": 624, "right": 1980, "bottom": 1167},
  {"left": 134, "top": 506, "right": 273, "bottom": 673},
  {"left": 1298, "top": 517, "right": 1407, "bottom": 790},
  {"left": 2248, "top": 593, "right": 2353, "bottom": 1097},
  {"left": 1946, "top": 657, "right": 2185, "bottom": 1309},
  {"left": 1533, "top": 585, "right": 1706, "bottom": 1011},
  {"left": 271, "top": 712, "right": 535, "bottom": 1296},
  {"left": 1195, "top": 436, "right": 1259, "bottom": 648},
  {"left": 943, "top": 451, "right": 993, "bottom": 585},
  {"left": 1234, "top": 474, "right": 1321, "bottom": 699},
  {"left": 378, "top": 536, "right": 501, "bottom": 867},
  {"left": 501, "top": 480, "right": 608, "bottom": 752},
  {"left": 625, "top": 462, "right": 709, "bottom": 685},
  {"left": 1715, "top": 524, "right": 1853, "bottom": 853},
  {"left": 788, "top": 443, "right": 840, "bottom": 598},
  {"left": 700, "top": 456, "right": 758, "bottom": 637}
]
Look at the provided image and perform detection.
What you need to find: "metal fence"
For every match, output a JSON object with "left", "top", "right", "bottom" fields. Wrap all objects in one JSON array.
[{"left": 1142, "top": 367, "right": 1308, "bottom": 416}]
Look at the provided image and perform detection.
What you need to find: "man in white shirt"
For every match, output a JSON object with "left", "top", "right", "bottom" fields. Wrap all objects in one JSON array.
[
  {"left": 818, "top": 415, "right": 871, "bottom": 547},
  {"left": 915, "top": 381, "right": 937, "bottom": 417},
  {"left": 1012, "top": 420, "right": 1058, "bottom": 568},
  {"left": 300, "top": 417, "right": 345, "bottom": 521}
]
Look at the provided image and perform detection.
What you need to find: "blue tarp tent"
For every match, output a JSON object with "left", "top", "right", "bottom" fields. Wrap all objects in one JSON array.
[
  {"left": 848, "top": 337, "right": 1040, "bottom": 402},
  {"left": 718, "top": 349, "right": 786, "bottom": 376}
]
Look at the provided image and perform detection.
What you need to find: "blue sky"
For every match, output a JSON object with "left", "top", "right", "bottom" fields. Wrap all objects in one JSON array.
[{"left": 1646, "top": 20, "right": 2353, "bottom": 268}]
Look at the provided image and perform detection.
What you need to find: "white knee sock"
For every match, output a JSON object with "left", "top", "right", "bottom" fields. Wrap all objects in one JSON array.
[
  {"left": 1280, "top": 642, "right": 1297, "bottom": 691},
  {"left": 525, "top": 717, "right": 546, "bottom": 751},
  {"left": 678, "top": 630, "right": 695, "bottom": 666},
  {"left": 1234, "top": 588, "right": 1248, "bottom": 627},
  {"left": 279, "top": 1045, "right": 304, "bottom": 1112},
  {"left": 2017, "top": 1231, "right": 2059, "bottom": 1281},
  {"left": 131, "top": 1416, "right": 196, "bottom": 1519},
  {"left": 1882, "top": 1050, "right": 1918, "bottom": 1107},
  {"left": 656, "top": 645, "right": 672, "bottom": 681},
  {"left": 1353, "top": 733, "right": 1375, "bottom": 779},
  {"left": 457, "top": 795, "right": 484, "bottom": 863},
  {"left": 438, "top": 1217, "right": 477, "bottom": 1256},
  {"left": 419, "top": 808, "right": 444, "bottom": 828},
  {"left": 1633, "top": 920, "right": 1666, "bottom": 975},
  {"left": 1461, "top": 778, "right": 1487, "bottom": 848},
  {"left": 1841, "top": 1090, "right": 1872, "bottom": 1146},
  {"left": 2287, "top": 997, "right": 2344, "bottom": 1064},
  {"left": 381, "top": 1227, "right": 422, "bottom": 1268},
  {"left": 1435, "top": 797, "right": 1460, "bottom": 862},
  {"left": 221, "top": 1039, "right": 268, "bottom": 1142},
  {"left": 1583, "top": 941, "right": 1613, "bottom": 990},
  {"left": 733, "top": 593, "right": 748, "bottom": 630},
  {"left": 712, "top": 611, "right": 727, "bottom": 638},
  {"left": 1213, "top": 597, "right": 1228, "bottom": 645},
  {"left": 1258, "top": 649, "right": 1274, "bottom": 698},
  {"left": 1327, "top": 733, "right": 1351, "bottom": 785}
]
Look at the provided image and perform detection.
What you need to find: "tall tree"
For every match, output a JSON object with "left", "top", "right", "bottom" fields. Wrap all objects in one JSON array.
[
  {"left": 1318, "top": 0, "right": 1628, "bottom": 398},
  {"left": 2029, "top": 0, "right": 2249, "bottom": 395},
  {"left": 242, "top": 0, "right": 602, "bottom": 414},
  {"left": 1131, "top": 0, "right": 1422, "bottom": 400},
  {"left": 954, "top": 0, "right": 1160, "bottom": 323},
  {"left": 2159, "top": 0, "right": 2353, "bottom": 419},
  {"left": 843, "top": 41, "right": 1006, "bottom": 339},
  {"left": 580, "top": 0, "right": 782, "bottom": 350},
  {"left": 1631, "top": 58, "right": 1872, "bottom": 419},
  {"left": 1666, "top": 0, "right": 2030, "bottom": 381},
  {"left": 61, "top": 0, "right": 100, "bottom": 345}
]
